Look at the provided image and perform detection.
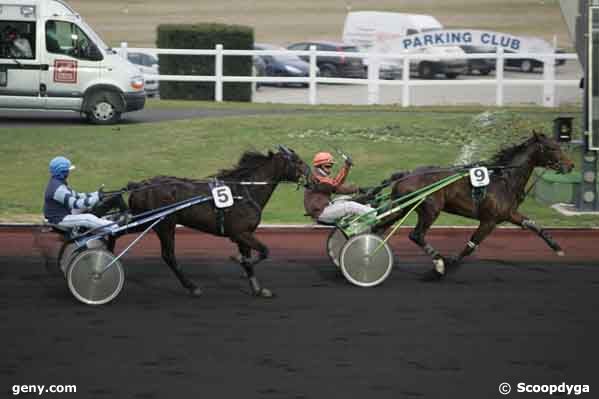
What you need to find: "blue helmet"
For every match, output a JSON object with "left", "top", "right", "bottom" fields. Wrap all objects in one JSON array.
[{"left": 49, "top": 156, "right": 75, "bottom": 179}]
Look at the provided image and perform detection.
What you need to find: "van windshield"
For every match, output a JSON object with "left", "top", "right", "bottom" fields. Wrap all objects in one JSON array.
[{"left": 79, "top": 19, "right": 110, "bottom": 51}]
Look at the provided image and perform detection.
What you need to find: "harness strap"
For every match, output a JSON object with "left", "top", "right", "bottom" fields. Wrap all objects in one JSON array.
[{"left": 209, "top": 179, "right": 227, "bottom": 236}]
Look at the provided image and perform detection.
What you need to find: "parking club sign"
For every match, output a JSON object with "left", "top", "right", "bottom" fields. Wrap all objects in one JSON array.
[{"left": 375, "top": 30, "right": 544, "bottom": 53}]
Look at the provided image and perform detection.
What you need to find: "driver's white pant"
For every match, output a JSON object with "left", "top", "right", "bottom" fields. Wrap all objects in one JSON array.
[
  {"left": 59, "top": 214, "right": 114, "bottom": 231},
  {"left": 318, "top": 201, "right": 373, "bottom": 224}
]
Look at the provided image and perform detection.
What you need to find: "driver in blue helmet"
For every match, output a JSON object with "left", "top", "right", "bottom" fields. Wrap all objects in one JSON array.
[{"left": 43, "top": 156, "right": 114, "bottom": 231}]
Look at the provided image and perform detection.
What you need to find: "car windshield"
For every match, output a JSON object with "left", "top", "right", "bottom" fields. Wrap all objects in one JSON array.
[{"left": 339, "top": 46, "right": 358, "bottom": 52}]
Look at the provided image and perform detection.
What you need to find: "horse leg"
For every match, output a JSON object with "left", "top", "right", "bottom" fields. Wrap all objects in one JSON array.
[
  {"left": 154, "top": 222, "right": 202, "bottom": 296},
  {"left": 446, "top": 220, "right": 497, "bottom": 273},
  {"left": 231, "top": 232, "right": 273, "bottom": 298},
  {"left": 408, "top": 200, "right": 445, "bottom": 281},
  {"left": 509, "top": 212, "right": 564, "bottom": 256}
]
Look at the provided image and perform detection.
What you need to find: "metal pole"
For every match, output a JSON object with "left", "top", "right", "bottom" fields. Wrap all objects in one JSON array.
[
  {"left": 542, "top": 54, "right": 556, "bottom": 107},
  {"left": 496, "top": 47, "right": 504, "bottom": 106},
  {"left": 402, "top": 56, "right": 410, "bottom": 107},
  {"left": 367, "top": 52, "right": 380, "bottom": 105},
  {"left": 577, "top": 0, "right": 599, "bottom": 211},
  {"left": 215, "top": 44, "right": 223, "bottom": 102},
  {"left": 309, "top": 45, "right": 317, "bottom": 105}
]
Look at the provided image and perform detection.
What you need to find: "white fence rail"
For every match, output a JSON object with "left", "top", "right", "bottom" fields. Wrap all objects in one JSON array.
[{"left": 120, "top": 43, "right": 579, "bottom": 108}]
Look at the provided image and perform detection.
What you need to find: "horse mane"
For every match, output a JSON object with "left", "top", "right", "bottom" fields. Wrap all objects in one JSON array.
[
  {"left": 486, "top": 136, "right": 535, "bottom": 166},
  {"left": 213, "top": 150, "right": 274, "bottom": 179},
  {"left": 125, "top": 150, "right": 276, "bottom": 191}
]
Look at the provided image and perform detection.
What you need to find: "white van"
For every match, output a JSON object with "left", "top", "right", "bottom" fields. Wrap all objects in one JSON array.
[
  {"left": 343, "top": 11, "right": 467, "bottom": 79},
  {"left": 0, "top": 0, "right": 145, "bottom": 123}
]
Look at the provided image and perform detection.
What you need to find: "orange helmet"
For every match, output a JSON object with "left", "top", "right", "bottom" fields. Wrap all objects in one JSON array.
[{"left": 312, "top": 152, "right": 335, "bottom": 167}]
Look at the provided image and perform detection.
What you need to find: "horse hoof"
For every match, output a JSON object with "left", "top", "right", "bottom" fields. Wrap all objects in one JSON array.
[
  {"left": 189, "top": 287, "right": 203, "bottom": 297},
  {"left": 444, "top": 256, "right": 459, "bottom": 267},
  {"left": 255, "top": 288, "right": 275, "bottom": 298},
  {"left": 421, "top": 269, "right": 444, "bottom": 282},
  {"left": 230, "top": 255, "right": 242, "bottom": 264},
  {"left": 556, "top": 250, "right": 565, "bottom": 257}
]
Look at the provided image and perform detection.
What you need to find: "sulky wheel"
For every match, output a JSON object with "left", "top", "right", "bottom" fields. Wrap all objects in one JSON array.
[
  {"left": 326, "top": 228, "right": 348, "bottom": 268},
  {"left": 58, "top": 242, "right": 80, "bottom": 275},
  {"left": 339, "top": 233, "right": 393, "bottom": 287},
  {"left": 67, "top": 249, "right": 124, "bottom": 305}
]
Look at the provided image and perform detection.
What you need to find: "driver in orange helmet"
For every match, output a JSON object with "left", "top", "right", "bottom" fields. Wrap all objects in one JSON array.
[{"left": 304, "top": 151, "right": 373, "bottom": 224}]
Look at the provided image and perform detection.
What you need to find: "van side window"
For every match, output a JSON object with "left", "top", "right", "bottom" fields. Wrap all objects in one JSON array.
[
  {"left": 46, "top": 20, "right": 100, "bottom": 61},
  {"left": 0, "top": 21, "right": 36, "bottom": 60}
]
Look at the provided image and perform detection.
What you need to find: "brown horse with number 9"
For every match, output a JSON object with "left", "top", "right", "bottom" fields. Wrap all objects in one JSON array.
[{"left": 375, "top": 131, "right": 575, "bottom": 280}]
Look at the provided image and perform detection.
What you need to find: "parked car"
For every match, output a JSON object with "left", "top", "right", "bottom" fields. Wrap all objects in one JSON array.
[
  {"left": 287, "top": 41, "right": 368, "bottom": 79},
  {"left": 504, "top": 49, "right": 567, "bottom": 73},
  {"left": 254, "top": 44, "right": 313, "bottom": 87},
  {"left": 343, "top": 12, "right": 466, "bottom": 79},
  {"left": 127, "top": 51, "right": 160, "bottom": 97},
  {"left": 503, "top": 37, "right": 566, "bottom": 73},
  {"left": 460, "top": 45, "right": 496, "bottom": 76}
]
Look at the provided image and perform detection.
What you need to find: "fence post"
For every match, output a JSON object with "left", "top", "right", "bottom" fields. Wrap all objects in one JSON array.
[
  {"left": 119, "top": 42, "right": 128, "bottom": 59},
  {"left": 542, "top": 54, "right": 556, "bottom": 107},
  {"left": 402, "top": 56, "right": 410, "bottom": 107},
  {"left": 309, "top": 45, "right": 317, "bottom": 105},
  {"left": 367, "top": 52, "right": 380, "bottom": 105},
  {"left": 215, "top": 44, "right": 223, "bottom": 102},
  {"left": 495, "top": 47, "right": 504, "bottom": 107}
]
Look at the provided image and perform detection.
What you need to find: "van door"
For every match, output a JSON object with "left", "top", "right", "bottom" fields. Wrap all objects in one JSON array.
[
  {"left": 40, "top": 19, "right": 102, "bottom": 111},
  {"left": 0, "top": 19, "right": 43, "bottom": 109}
]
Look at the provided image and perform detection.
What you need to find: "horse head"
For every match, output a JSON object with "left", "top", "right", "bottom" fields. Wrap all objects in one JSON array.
[
  {"left": 275, "top": 145, "right": 310, "bottom": 183},
  {"left": 532, "top": 130, "right": 574, "bottom": 174}
]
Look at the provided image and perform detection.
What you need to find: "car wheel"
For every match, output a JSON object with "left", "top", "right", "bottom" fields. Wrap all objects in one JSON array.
[
  {"left": 418, "top": 62, "right": 433, "bottom": 79},
  {"left": 86, "top": 91, "right": 122, "bottom": 125},
  {"left": 320, "top": 64, "right": 337, "bottom": 78},
  {"left": 520, "top": 60, "right": 534, "bottom": 73},
  {"left": 445, "top": 73, "right": 459, "bottom": 79},
  {"left": 480, "top": 69, "right": 491, "bottom": 76}
]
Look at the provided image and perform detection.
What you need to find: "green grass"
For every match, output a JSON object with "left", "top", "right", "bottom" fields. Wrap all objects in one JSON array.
[{"left": 1, "top": 102, "right": 597, "bottom": 227}]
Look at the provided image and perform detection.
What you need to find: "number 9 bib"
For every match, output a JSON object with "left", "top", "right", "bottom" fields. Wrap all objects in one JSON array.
[{"left": 469, "top": 167, "right": 490, "bottom": 188}]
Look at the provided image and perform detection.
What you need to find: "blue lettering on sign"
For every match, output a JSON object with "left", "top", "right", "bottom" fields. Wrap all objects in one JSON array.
[
  {"left": 397, "top": 30, "right": 520, "bottom": 51},
  {"left": 434, "top": 33, "right": 445, "bottom": 45}
]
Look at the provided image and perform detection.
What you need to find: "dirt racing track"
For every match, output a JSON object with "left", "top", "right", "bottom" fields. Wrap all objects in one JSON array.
[{"left": 1, "top": 225, "right": 599, "bottom": 398}]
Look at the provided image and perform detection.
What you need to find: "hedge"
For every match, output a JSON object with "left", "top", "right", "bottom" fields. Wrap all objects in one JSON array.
[{"left": 156, "top": 23, "right": 254, "bottom": 101}]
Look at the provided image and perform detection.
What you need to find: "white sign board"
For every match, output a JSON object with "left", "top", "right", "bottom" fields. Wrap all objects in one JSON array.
[
  {"left": 373, "top": 30, "right": 552, "bottom": 53},
  {"left": 469, "top": 167, "right": 490, "bottom": 188},
  {"left": 211, "top": 185, "right": 234, "bottom": 208}
]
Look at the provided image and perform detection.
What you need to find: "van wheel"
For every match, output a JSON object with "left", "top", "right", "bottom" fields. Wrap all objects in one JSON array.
[
  {"left": 418, "top": 63, "right": 433, "bottom": 79},
  {"left": 86, "top": 92, "right": 122, "bottom": 125}
]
